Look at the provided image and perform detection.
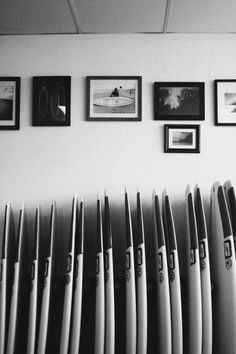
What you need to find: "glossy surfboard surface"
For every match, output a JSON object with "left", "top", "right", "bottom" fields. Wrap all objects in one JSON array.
[
  {"left": 194, "top": 186, "right": 212, "bottom": 354},
  {"left": 162, "top": 191, "right": 183, "bottom": 354},
  {"left": 185, "top": 186, "right": 202, "bottom": 354},
  {"left": 125, "top": 191, "right": 136, "bottom": 354},
  {"left": 136, "top": 191, "right": 147, "bottom": 354},
  {"left": 37, "top": 202, "right": 56, "bottom": 354},
  {"left": 6, "top": 205, "right": 25, "bottom": 354},
  {"left": 154, "top": 193, "right": 172, "bottom": 354},
  {"left": 59, "top": 195, "right": 77, "bottom": 354},
  {"left": 224, "top": 180, "right": 236, "bottom": 252},
  {"left": 104, "top": 193, "right": 115, "bottom": 354},
  {"left": 27, "top": 205, "right": 40, "bottom": 354},
  {"left": 94, "top": 195, "right": 105, "bottom": 354},
  {"left": 0, "top": 203, "right": 12, "bottom": 354},
  {"left": 210, "top": 182, "right": 236, "bottom": 354},
  {"left": 69, "top": 198, "right": 84, "bottom": 354}
]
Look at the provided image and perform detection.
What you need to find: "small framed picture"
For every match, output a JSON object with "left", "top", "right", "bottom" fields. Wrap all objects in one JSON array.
[
  {"left": 215, "top": 80, "right": 236, "bottom": 125},
  {"left": 33, "top": 76, "right": 71, "bottom": 126},
  {"left": 87, "top": 76, "right": 142, "bottom": 121},
  {"left": 154, "top": 82, "right": 205, "bottom": 121},
  {"left": 164, "top": 124, "right": 200, "bottom": 153},
  {"left": 0, "top": 77, "right": 20, "bottom": 130}
]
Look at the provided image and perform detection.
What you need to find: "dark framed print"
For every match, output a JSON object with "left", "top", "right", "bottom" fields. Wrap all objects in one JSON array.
[
  {"left": 164, "top": 124, "right": 200, "bottom": 153},
  {"left": 0, "top": 77, "right": 20, "bottom": 130},
  {"left": 87, "top": 76, "right": 142, "bottom": 121},
  {"left": 154, "top": 82, "right": 205, "bottom": 121},
  {"left": 33, "top": 76, "right": 71, "bottom": 126},
  {"left": 215, "top": 80, "right": 236, "bottom": 125}
]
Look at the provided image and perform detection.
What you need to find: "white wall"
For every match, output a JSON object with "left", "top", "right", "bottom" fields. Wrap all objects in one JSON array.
[
  {"left": 0, "top": 34, "right": 236, "bottom": 273},
  {"left": 1, "top": 34, "right": 236, "bottom": 352},
  {"left": 0, "top": 34, "right": 235, "bottom": 208}
]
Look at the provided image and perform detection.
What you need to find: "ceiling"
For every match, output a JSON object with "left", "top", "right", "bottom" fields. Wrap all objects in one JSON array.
[{"left": 0, "top": 0, "right": 236, "bottom": 35}]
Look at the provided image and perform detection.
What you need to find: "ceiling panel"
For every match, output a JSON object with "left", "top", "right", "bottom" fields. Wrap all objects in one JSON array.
[
  {"left": 0, "top": 0, "right": 77, "bottom": 34},
  {"left": 74, "top": 0, "right": 168, "bottom": 33},
  {"left": 168, "top": 0, "right": 236, "bottom": 33}
]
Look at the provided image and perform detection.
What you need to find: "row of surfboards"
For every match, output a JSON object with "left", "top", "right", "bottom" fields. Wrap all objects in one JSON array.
[{"left": 1, "top": 181, "right": 236, "bottom": 353}]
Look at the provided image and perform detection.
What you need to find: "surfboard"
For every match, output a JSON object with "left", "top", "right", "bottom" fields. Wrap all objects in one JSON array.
[
  {"left": 27, "top": 205, "right": 40, "bottom": 354},
  {"left": 0, "top": 203, "right": 11, "bottom": 354},
  {"left": 153, "top": 192, "right": 172, "bottom": 354},
  {"left": 136, "top": 191, "right": 147, "bottom": 354},
  {"left": 185, "top": 185, "right": 202, "bottom": 354},
  {"left": 210, "top": 182, "right": 236, "bottom": 353},
  {"left": 39, "top": 86, "right": 48, "bottom": 118},
  {"left": 69, "top": 198, "right": 84, "bottom": 354},
  {"left": 94, "top": 195, "right": 105, "bottom": 354},
  {"left": 59, "top": 195, "right": 77, "bottom": 354},
  {"left": 224, "top": 180, "right": 236, "bottom": 252},
  {"left": 194, "top": 185, "right": 212, "bottom": 354},
  {"left": 162, "top": 191, "right": 183, "bottom": 354},
  {"left": 104, "top": 193, "right": 115, "bottom": 354},
  {"left": 50, "top": 91, "right": 60, "bottom": 119},
  {"left": 37, "top": 202, "right": 56, "bottom": 354},
  {"left": 6, "top": 205, "right": 25, "bottom": 354},
  {"left": 125, "top": 191, "right": 136, "bottom": 354},
  {"left": 94, "top": 97, "right": 134, "bottom": 107}
]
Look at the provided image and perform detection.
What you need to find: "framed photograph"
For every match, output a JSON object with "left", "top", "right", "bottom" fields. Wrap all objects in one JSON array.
[
  {"left": 87, "top": 76, "right": 142, "bottom": 121},
  {"left": 154, "top": 82, "right": 205, "bottom": 121},
  {"left": 215, "top": 80, "right": 236, "bottom": 125},
  {"left": 0, "top": 77, "right": 20, "bottom": 130},
  {"left": 164, "top": 124, "right": 200, "bottom": 153},
  {"left": 33, "top": 76, "right": 71, "bottom": 126}
]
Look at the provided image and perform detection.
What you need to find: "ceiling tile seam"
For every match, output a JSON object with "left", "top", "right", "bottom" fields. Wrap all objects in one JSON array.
[
  {"left": 165, "top": 31, "right": 236, "bottom": 34},
  {"left": 163, "top": 0, "right": 172, "bottom": 33},
  {"left": 67, "top": 0, "right": 83, "bottom": 34}
]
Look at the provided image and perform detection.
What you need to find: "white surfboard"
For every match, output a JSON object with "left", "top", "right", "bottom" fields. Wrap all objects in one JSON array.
[
  {"left": 162, "top": 191, "right": 183, "bottom": 354},
  {"left": 27, "top": 205, "right": 40, "bottom": 354},
  {"left": 6, "top": 205, "right": 25, "bottom": 354},
  {"left": 37, "top": 202, "right": 56, "bottom": 354},
  {"left": 125, "top": 191, "right": 136, "bottom": 354},
  {"left": 69, "top": 198, "right": 84, "bottom": 354},
  {"left": 104, "top": 193, "right": 115, "bottom": 354},
  {"left": 136, "top": 191, "right": 147, "bottom": 354},
  {"left": 194, "top": 185, "right": 212, "bottom": 354},
  {"left": 59, "top": 195, "right": 77, "bottom": 354},
  {"left": 0, "top": 203, "right": 11, "bottom": 354},
  {"left": 153, "top": 192, "right": 172, "bottom": 354},
  {"left": 224, "top": 180, "right": 236, "bottom": 252},
  {"left": 210, "top": 182, "right": 236, "bottom": 353},
  {"left": 185, "top": 185, "right": 202, "bottom": 354},
  {"left": 94, "top": 195, "right": 105, "bottom": 354}
]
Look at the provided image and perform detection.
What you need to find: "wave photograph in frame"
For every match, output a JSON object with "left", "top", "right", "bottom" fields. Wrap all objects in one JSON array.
[{"left": 164, "top": 124, "right": 200, "bottom": 153}]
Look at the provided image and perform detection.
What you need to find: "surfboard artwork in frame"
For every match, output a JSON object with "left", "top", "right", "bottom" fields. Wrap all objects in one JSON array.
[
  {"left": 87, "top": 76, "right": 142, "bottom": 121},
  {"left": 32, "top": 76, "right": 71, "bottom": 126}
]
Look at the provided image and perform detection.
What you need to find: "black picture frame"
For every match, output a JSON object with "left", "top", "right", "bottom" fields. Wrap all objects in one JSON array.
[
  {"left": 164, "top": 124, "right": 200, "bottom": 153},
  {"left": 87, "top": 76, "right": 142, "bottom": 121},
  {"left": 154, "top": 82, "right": 205, "bottom": 121},
  {"left": 0, "top": 77, "right": 20, "bottom": 130},
  {"left": 215, "top": 79, "right": 236, "bottom": 126},
  {"left": 33, "top": 76, "right": 71, "bottom": 126}
]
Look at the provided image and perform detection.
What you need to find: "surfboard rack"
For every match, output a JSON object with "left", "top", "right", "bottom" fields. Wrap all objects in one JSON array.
[{"left": 0, "top": 185, "right": 235, "bottom": 353}]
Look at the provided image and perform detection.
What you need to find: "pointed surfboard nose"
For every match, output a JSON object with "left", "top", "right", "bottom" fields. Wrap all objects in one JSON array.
[
  {"left": 125, "top": 190, "right": 133, "bottom": 248},
  {"left": 104, "top": 193, "right": 112, "bottom": 251}
]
